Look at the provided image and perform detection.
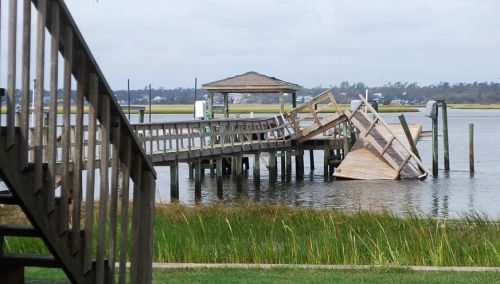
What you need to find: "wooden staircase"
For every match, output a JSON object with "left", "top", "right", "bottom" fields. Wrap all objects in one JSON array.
[
  {"left": 0, "top": 0, "right": 156, "bottom": 283},
  {"left": 345, "top": 96, "right": 431, "bottom": 179}
]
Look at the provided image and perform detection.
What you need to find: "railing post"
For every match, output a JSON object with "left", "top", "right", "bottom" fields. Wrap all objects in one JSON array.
[{"left": 137, "top": 169, "right": 155, "bottom": 284}]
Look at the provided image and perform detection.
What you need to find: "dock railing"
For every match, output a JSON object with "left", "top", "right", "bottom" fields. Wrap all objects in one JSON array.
[{"left": 131, "top": 116, "right": 294, "bottom": 163}]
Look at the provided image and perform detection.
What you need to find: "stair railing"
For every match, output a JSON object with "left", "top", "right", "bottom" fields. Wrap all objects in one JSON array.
[{"left": 1, "top": 0, "right": 156, "bottom": 283}]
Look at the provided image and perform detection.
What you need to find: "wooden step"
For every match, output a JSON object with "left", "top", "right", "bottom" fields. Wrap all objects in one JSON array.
[
  {"left": 0, "top": 224, "right": 40, "bottom": 238},
  {"left": 1, "top": 253, "right": 61, "bottom": 268}
]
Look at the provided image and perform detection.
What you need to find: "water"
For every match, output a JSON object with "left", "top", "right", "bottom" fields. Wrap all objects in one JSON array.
[
  {"left": 2, "top": 109, "right": 499, "bottom": 218},
  {"left": 149, "top": 109, "right": 500, "bottom": 218}
]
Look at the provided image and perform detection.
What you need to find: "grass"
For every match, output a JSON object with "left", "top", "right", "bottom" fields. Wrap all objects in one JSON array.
[
  {"left": 6, "top": 203, "right": 498, "bottom": 267},
  {"left": 24, "top": 267, "right": 500, "bottom": 283},
  {"left": 448, "top": 104, "right": 500, "bottom": 109},
  {"left": 0, "top": 103, "right": 421, "bottom": 115},
  {"left": 3, "top": 203, "right": 499, "bottom": 269},
  {"left": 127, "top": 104, "right": 422, "bottom": 114}
]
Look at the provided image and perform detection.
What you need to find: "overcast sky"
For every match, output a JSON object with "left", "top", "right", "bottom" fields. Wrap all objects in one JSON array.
[{"left": 63, "top": 0, "right": 500, "bottom": 89}]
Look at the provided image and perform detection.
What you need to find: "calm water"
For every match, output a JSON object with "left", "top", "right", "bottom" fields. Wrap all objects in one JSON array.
[
  {"left": 148, "top": 109, "right": 500, "bottom": 218},
  {"left": 1, "top": 109, "right": 499, "bottom": 218}
]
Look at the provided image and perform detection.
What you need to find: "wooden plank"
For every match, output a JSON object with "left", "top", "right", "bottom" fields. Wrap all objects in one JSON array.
[
  {"left": 46, "top": 2, "right": 59, "bottom": 214},
  {"left": 6, "top": 0, "right": 17, "bottom": 148},
  {"left": 334, "top": 123, "right": 423, "bottom": 180},
  {"left": 96, "top": 95, "right": 110, "bottom": 284},
  {"left": 83, "top": 73, "right": 97, "bottom": 274},
  {"left": 130, "top": 156, "right": 142, "bottom": 284},
  {"left": 118, "top": 136, "right": 131, "bottom": 284},
  {"left": 108, "top": 118, "right": 121, "bottom": 284},
  {"left": 33, "top": 0, "right": 46, "bottom": 193},
  {"left": 19, "top": 0, "right": 31, "bottom": 169}
]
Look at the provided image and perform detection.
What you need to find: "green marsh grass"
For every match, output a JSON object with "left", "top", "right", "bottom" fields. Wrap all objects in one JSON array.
[{"left": 3, "top": 203, "right": 499, "bottom": 266}]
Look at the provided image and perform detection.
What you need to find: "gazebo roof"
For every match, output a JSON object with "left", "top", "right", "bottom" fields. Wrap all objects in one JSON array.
[{"left": 202, "top": 71, "right": 301, "bottom": 93}]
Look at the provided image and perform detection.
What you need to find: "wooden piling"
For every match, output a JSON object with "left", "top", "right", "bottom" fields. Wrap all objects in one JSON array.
[
  {"left": 286, "top": 150, "right": 292, "bottom": 182},
  {"left": 296, "top": 147, "right": 304, "bottom": 180},
  {"left": 236, "top": 154, "right": 243, "bottom": 192},
  {"left": 442, "top": 102, "right": 450, "bottom": 171},
  {"left": 195, "top": 159, "right": 202, "bottom": 200},
  {"left": 469, "top": 123, "right": 474, "bottom": 174},
  {"left": 216, "top": 158, "right": 223, "bottom": 198},
  {"left": 209, "top": 159, "right": 215, "bottom": 177},
  {"left": 342, "top": 122, "right": 350, "bottom": 156},
  {"left": 309, "top": 150, "right": 314, "bottom": 171},
  {"left": 188, "top": 162, "right": 194, "bottom": 179},
  {"left": 253, "top": 153, "right": 261, "bottom": 187},
  {"left": 323, "top": 147, "right": 329, "bottom": 180},
  {"left": 139, "top": 109, "right": 145, "bottom": 123},
  {"left": 398, "top": 114, "right": 421, "bottom": 159},
  {"left": 432, "top": 107, "right": 439, "bottom": 177},
  {"left": 269, "top": 151, "right": 277, "bottom": 183},
  {"left": 280, "top": 151, "right": 286, "bottom": 182},
  {"left": 170, "top": 161, "right": 179, "bottom": 200}
]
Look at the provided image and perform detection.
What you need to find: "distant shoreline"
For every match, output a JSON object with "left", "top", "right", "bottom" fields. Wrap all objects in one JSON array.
[{"left": 1, "top": 103, "right": 500, "bottom": 115}]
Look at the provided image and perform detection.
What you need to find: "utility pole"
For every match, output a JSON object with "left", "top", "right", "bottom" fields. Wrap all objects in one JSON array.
[
  {"left": 194, "top": 78, "right": 198, "bottom": 119},
  {"left": 149, "top": 83, "right": 152, "bottom": 123},
  {"left": 127, "top": 79, "right": 130, "bottom": 121}
]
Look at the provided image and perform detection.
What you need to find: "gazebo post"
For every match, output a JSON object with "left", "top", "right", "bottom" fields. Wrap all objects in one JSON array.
[
  {"left": 223, "top": 92, "right": 229, "bottom": 118},
  {"left": 279, "top": 91, "right": 284, "bottom": 113},
  {"left": 292, "top": 92, "right": 297, "bottom": 109},
  {"left": 207, "top": 91, "right": 214, "bottom": 119}
]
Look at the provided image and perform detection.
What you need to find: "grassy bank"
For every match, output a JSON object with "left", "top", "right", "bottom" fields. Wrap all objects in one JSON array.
[
  {"left": 449, "top": 104, "right": 500, "bottom": 109},
  {"left": 125, "top": 104, "right": 421, "bottom": 114},
  {"left": 0, "top": 104, "right": 421, "bottom": 115},
  {"left": 24, "top": 267, "right": 500, "bottom": 284},
  {"left": 4, "top": 203, "right": 499, "bottom": 267}
]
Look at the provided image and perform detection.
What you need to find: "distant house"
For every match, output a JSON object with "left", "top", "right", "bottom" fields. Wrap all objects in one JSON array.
[{"left": 390, "top": 99, "right": 407, "bottom": 105}]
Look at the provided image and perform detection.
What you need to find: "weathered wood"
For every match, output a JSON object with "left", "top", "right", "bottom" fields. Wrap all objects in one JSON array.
[
  {"left": 469, "top": 123, "right": 474, "bottom": 174},
  {"left": 118, "top": 136, "right": 131, "bottom": 284},
  {"left": 33, "top": 0, "right": 46, "bottom": 193},
  {"left": 268, "top": 151, "right": 277, "bottom": 183},
  {"left": 442, "top": 102, "right": 450, "bottom": 171},
  {"left": 170, "top": 161, "right": 179, "bottom": 200},
  {"left": 108, "top": 118, "right": 121, "bottom": 284},
  {"left": 309, "top": 150, "right": 314, "bottom": 171},
  {"left": 96, "top": 95, "right": 110, "bottom": 284},
  {"left": 398, "top": 114, "right": 421, "bottom": 159},
  {"left": 432, "top": 105, "right": 439, "bottom": 177},
  {"left": 83, "top": 73, "right": 98, "bottom": 274},
  {"left": 19, "top": 0, "right": 31, "bottom": 169},
  {"left": 46, "top": 1, "right": 59, "bottom": 214},
  {"left": 280, "top": 150, "right": 286, "bottom": 182},
  {"left": 296, "top": 147, "right": 304, "bottom": 180},
  {"left": 253, "top": 153, "right": 260, "bottom": 187},
  {"left": 130, "top": 156, "right": 142, "bottom": 283},
  {"left": 195, "top": 159, "right": 202, "bottom": 200},
  {"left": 136, "top": 170, "right": 155, "bottom": 284},
  {"left": 216, "top": 158, "right": 223, "bottom": 198},
  {"left": 286, "top": 150, "right": 292, "bottom": 182},
  {"left": 236, "top": 153, "right": 243, "bottom": 192},
  {"left": 6, "top": 0, "right": 18, "bottom": 148}
]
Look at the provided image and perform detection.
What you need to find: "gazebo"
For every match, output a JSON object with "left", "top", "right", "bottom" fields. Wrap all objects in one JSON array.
[{"left": 202, "top": 71, "right": 302, "bottom": 118}]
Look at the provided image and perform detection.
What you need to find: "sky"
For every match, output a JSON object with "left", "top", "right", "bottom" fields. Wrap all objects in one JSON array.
[{"left": 60, "top": 0, "right": 500, "bottom": 89}]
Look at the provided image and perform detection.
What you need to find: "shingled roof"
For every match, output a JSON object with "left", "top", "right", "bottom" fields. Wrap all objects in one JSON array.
[{"left": 202, "top": 71, "right": 301, "bottom": 93}]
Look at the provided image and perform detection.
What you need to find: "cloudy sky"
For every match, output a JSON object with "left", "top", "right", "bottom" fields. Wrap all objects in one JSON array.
[{"left": 63, "top": 0, "right": 500, "bottom": 89}]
